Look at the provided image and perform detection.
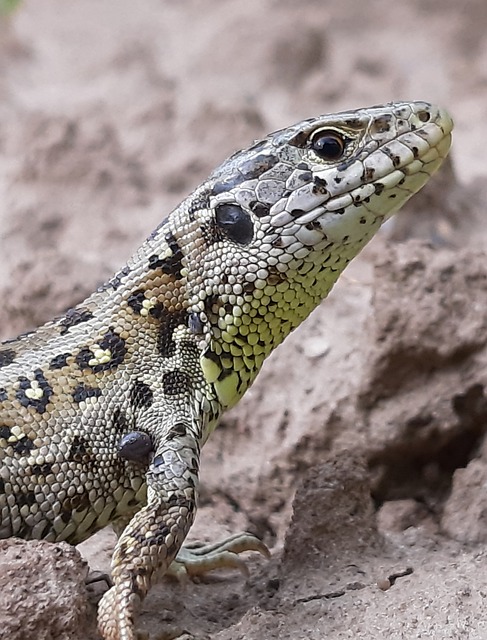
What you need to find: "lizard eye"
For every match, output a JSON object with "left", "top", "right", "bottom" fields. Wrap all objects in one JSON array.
[
  {"left": 215, "top": 203, "right": 254, "bottom": 245},
  {"left": 310, "top": 129, "right": 347, "bottom": 161}
]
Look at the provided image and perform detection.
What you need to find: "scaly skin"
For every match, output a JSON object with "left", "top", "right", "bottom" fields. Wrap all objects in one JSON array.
[{"left": 0, "top": 102, "right": 453, "bottom": 638}]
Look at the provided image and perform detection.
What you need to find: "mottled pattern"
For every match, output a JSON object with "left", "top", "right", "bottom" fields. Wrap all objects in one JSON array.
[{"left": 0, "top": 102, "right": 453, "bottom": 639}]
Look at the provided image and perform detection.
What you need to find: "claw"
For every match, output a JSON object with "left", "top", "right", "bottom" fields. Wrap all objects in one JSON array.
[{"left": 166, "top": 531, "right": 270, "bottom": 580}]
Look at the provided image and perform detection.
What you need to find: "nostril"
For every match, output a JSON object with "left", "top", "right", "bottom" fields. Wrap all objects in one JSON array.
[{"left": 418, "top": 110, "right": 431, "bottom": 123}]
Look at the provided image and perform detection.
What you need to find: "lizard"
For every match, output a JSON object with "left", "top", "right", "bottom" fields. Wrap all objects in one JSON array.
[{"left": 0, "top": 101, "right": 453, "bottom": 639}]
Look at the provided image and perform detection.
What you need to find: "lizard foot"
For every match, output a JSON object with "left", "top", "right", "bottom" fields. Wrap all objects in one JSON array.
[{"left": 166, "top": 532, "right": 270, "bottom": 581}]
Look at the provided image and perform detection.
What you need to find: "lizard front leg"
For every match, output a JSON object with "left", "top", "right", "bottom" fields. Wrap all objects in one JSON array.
[{"left": 97, "top": 431, "right": 199, "bottom": 640}]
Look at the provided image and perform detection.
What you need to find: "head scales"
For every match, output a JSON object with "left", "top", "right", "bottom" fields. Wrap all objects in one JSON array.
[{"left": 132, "top": 101, "right": 453, "bottom": 411}]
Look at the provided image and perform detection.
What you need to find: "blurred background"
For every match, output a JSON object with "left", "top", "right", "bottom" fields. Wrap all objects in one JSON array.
[{"left": 2, "top": 3, "right": 487, "bottom": 639}]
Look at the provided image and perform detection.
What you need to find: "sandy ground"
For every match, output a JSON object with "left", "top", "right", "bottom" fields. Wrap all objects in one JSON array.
[{"left": 1, "top": 1, "right": 487, "bottom": 638}]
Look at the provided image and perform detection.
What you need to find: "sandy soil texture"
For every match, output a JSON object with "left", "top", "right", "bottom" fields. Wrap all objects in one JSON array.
[{"left": 1, "top": 1, "right": 487, "bottom": 639}]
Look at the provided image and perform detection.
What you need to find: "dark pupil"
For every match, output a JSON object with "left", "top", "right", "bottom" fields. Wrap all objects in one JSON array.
[
  {"left": 311, "top": 132, "right": 345, "bottom": 161},
  {"left": 215, "top": 203, "right": 254, "bottom": 245}
]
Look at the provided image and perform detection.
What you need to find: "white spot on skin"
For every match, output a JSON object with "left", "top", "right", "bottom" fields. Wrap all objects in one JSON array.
[
  {"left": 24, "top": 381, "right": 44, "bottom": 400},
  {"left": 88, "top": 345, "right": 112, "bottom": 367},
  {"left": 140, "top": 298, "right": 157, "bottom": 317}
]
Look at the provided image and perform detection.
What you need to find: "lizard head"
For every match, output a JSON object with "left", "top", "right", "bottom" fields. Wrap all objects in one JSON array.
[
  {"left": 139, "top": 102, "right": 453, "bottom": 410},
  {"left": 185, "top": 101, "right": 453, "bottom": 408}
]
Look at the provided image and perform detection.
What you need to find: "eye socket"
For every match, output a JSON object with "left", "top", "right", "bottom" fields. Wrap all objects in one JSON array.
[{"left": 310, "top": 129, "right": 347, "bottom": 161}]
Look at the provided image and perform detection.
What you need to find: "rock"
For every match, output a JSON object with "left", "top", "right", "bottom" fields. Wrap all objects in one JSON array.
[
  {"left": 441, "top": 459, "right": 487, "bottom": 544},
  {"left": 0, "top": 538, "right": 97, "bottom": 640}
]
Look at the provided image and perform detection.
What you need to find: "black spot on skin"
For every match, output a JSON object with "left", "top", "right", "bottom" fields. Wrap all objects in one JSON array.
[
  {"left": 305, "top": 220, "right": 322, "bottom": 231},
  {"left": 360, "top": 217, "right": 367, "bottom": 224},
  {"left": 215, "top": 203, "right": 254, "bottom": 245},
  {"left": 217, "top": 368, "right": 234, "bottom": 381},
  {"left": 362, "top": 167, "right": 376, "bottom": 182},
  {"left": 166, "top": 423, "right": 188, "bottom": 440},
  {"left": 16, "top": 491, "right": 36, "bottom": 508},
  {"left": 59, "top": 308, "right": 94, "bottom": 335},
  {"left": 203, "top": 294, "right": 219, "bottom": 319},
  {"left": 243, "top": 281, "right": 256, "bottom": 294},
  {"left": 412, "top": 146, "right": 419, "bottom": 159},
  {"left": 267, "top": 265, "right": 288, "bottom": 285},
  {"left": 130, "top": 380, "right": 154, "bottom": 409},
  {"left": 76, "top": 329, "right": 127, "bottom": 373},
  {"left": 0, "top": 477, "right": 4, "bottom": 492},
  {"left": 112, "top": 408, "right": 129, "bottom": 434},
  {"left": 162, "top": 370, "right": 191, "bottom": 396},
  {"left": 127, "top": 289, "right": 146, "bottom": 314},
  {"left": 16, "top": 369, "right": 53, "bottom": 414},
  {"left": 297, "top": 162, "right": 308, "bottom": 170},
  {"left": 372, "top": 115, "right": 392, "bottom": 134},
  {"left": 106, "top": 265, "right": 131, "bottom": 290},
  {"left": 68, "top": 435, "right": 91, "bottom": 464},
  {"left": 49, "top": 353, "right": 71, "bottom": 370},
  {"left": 148, "top": 232, "right": 184, "bottom": 278},
  {"left": 158, "top": 309, "right": 188, "bottom": 358},
  {"left": 202, "top": 348, "right": 221, "bottom": 368},
  {"left": 249, "top": 201, "right": 270, "bottom": 218},
  {"left": 313, "top": 175, "right": 328, "bottom": 189},
  {"left": 148, "top": 254, "right": 163, "bottom": 269},
  {"left": 334, "top": 208, "right": 345, "bottom": 215},
  {"left": 0, "top": 425, "right": 11, "bottom": 439},
  {"left": 76, "top": 347, "right": 97, "bottom": 370},
  {"left": 31, "top": 462, "right": 53, "bottom": 475},
  {"left": 149, "top": 302, "right": 164, "bottom": 319},
  {"left": 374, "top": 182, "right": 385, "bottom": 196},
  {"left": 70, "top": 491, "right": 91, "bottom": 510},
  {"left": 334, "top": 175, "right": 342, "bottom": 184},
  {"left": 0, "top": 388, "right": 7, "bottom": 402},
  {"left": 72, "top": 384, "right": 102, "bottom": 403},
  {"left": 118, "top": 431, "right": 152, "bottom": 464},
  {"left": 312, "top": 179, "right": 329, "bottom": 196},
  {"left": 0, "top": 349, "right": 16, "bottom": 368},
  {"left": 290, "top": 209, "right": 305, "bottom": 218},
  {"left": 13, "top": 437, "right": 35, "bottom": 455}
]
